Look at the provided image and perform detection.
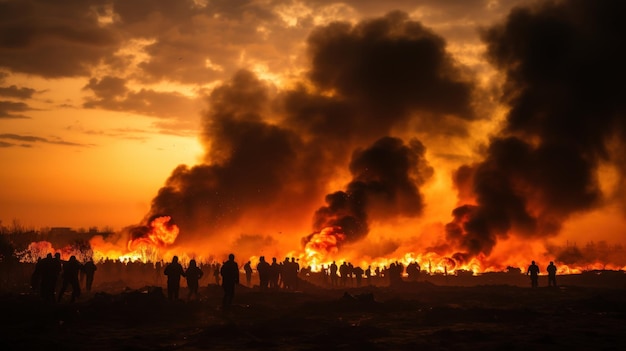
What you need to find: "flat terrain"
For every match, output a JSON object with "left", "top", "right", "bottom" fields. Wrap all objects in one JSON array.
[{"left": 1, "top": 278, "right": 626, "bottom": 350}]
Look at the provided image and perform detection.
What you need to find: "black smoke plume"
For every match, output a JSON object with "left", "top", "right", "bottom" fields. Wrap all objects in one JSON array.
[
  {"left": 135, "top": 12, "right": 474, "bottom": 248},
  {"left": 312, "top": 137, "right": 433, "bottom": 242},
  {"left": 447, "top": 0, "right": 626, "bottom": 260}
]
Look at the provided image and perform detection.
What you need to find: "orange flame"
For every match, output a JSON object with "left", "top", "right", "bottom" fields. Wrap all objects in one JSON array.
[
  {"left": 15, "top": 215, "right": 626, "bottom": 276},
  {"left": 127, "top": 216, "right": 179, "bottom": 251},
  {"left": 303, "top": 226, "right": 346, "bottom": 270}
]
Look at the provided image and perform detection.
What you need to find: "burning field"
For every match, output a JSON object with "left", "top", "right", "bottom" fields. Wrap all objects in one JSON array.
[
  {"left": 11, "top": 1, "right": 626, "bottom": 277},
  {"left": 3, "top": 1, "right": 626, "bottom": 349}
]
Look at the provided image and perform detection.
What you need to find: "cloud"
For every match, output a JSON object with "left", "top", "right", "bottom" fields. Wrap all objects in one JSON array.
[
  {"left": 0, "top": 140, "right": 17, "bottom": 148},
  {"left": 0, "top": 0, "right": 120, "bottom": 78},
  {"left": 65, "top": 123, "right": 150, "bottom": 141},
  {"left": 0, "top": 133, "right": 93, "bottom": 147},
  {"left": 0, "top": 85, "right": 35, "bottom": 99},
  {"left": 82, "top": 75, "right": 200, "bottom": 130},
  {"left": 111, "top": 0, "right": 288, "bottom": 85},
  {"left": 0, "top": 101, "right": 31, "bottom": 119}
]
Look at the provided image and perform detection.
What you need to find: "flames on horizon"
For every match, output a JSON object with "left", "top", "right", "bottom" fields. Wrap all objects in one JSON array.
[{"left": 19, "top": 2, "right": 626, "bottom": 274}]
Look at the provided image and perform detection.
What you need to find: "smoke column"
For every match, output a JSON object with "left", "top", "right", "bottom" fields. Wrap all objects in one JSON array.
[
  {"left": 131, "top": 11, "right": 476, "bottom": 254},
  {"left": 446, "top": 0, "right": 626, "bottom": 262}
]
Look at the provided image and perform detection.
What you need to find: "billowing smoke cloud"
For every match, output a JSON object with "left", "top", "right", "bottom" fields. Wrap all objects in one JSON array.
[
  {"left": 446, "top": 0, "right": 626, "bottom": 260},
  {"left": 304, "top": 10, "right": 477, "bottom": 136},
  {"left": 134, "top": 11, "right": 475, "bottom": 249},
  {"left": 141, "top": 70, "right": 311, "bottom": 237},
  {"left": 312, "top": 136, "right": 433, "bottom": 242}
]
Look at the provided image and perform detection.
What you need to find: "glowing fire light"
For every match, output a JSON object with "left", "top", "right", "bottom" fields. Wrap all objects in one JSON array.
[
  {"left": 128, "top": 216, "right": 179, "bottom": 250},
  {"left": 15, "top": 217, "right": 626, "bottom": 276},
  {"left": 303, "top": 226, "right": 346, "bottom": 271}
]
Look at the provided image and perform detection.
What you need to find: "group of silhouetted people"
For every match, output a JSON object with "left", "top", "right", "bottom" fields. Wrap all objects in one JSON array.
[
  {"left": 527, "top": 260, "right": 558, "bottom": 288},
  {"left": 161, "top": 253, "right": 239, "bottom": 310},
  {"left": 32, "top": 252, "right": 562, "bottom": 308},
  {"left": 243, "top": 256, "right": 302, "bottom": 290},
  {"left": 163, "top": 256, "right": 206, "bottom": 301},
  {"left": 31, "top": 253, "right": 97, "bottom": 303},
  {"left": 324, "top": 260, "right": 413, "bottom": 287}
]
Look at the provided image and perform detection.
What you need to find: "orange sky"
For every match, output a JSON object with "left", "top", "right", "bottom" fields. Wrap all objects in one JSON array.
[
  {"left": 1, "top": 0, "right": 518, "bottom": 230},
  {"left": 2, "top": 0, "right": 626, "bottom": 269}
]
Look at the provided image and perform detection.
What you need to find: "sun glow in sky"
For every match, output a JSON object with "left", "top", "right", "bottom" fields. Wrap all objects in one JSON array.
[{"left": 2, "top": 0, "right": 626, "bottom": 270}]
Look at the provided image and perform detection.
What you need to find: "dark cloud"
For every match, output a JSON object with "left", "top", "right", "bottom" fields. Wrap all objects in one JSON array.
[
  {"left": 0, "top": 1, "right": 289, "bottom": 84},
  {"left": 307, "top": 11, "right": 476, "bottom": 124},
  {"left": 0, "top": 140, "right": 21, "bottom": 148},
  {"left": 0, "top": 101, "right": 31, "bottom": 119},
  {"left": 82, "top": 76, "right": 199, "bottom": 128},
  {"left": 0, "top": 0, "right": 120, "bottom": 77},
  {"left": 0, "top": 133, "right": 92, "bottom": 147},
  {"left": 112, "top": 0, "right": 282, "bottom": 84},
  {"left": 0, "top": 85, "right": 36, "bottom": 99},
  {"left": 83, "top": 76, "right": 128, "bottom": 100},
  {"left": 446, "top": 0, "right": 626, "bottom": 260}
]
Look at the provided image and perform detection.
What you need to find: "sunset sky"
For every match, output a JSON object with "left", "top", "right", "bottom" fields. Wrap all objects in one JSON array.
[{"left": 2, "top": 0, "right": 626, "bottom": 267}]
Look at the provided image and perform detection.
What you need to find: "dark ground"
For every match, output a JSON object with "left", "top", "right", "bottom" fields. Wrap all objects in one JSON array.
[{"left": 1, "top": 277, "right": 626, "bottom": 351}]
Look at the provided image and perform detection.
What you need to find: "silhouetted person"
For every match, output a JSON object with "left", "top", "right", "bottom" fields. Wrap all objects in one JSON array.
[
  {"left": 290, "top": 257, "right": 300, "bottom": 290},
  {"left": 257, "top": 256, "right": 271, "bottom": 290},
  {"left": 53, "top": 253, "right": 62, "bottom": 295},
  {"left": 330, "top": 261, "right": 338, "bottom": 286},
  {"left": 82, "top": 259, "right": 97, "bottom": 292},
  {"left": 353, "top": 266, "right": 364, "bottom": 287},
  {"left": 243, "top": 261, "right": 253, "bottom": 287},
  {"left": 339, "top": 262, "right": 349, "bottom": 286},
  {"left": 37, "top": 253, "right": 56, "bottom": 303},
  {"left": 270, "top": 257, "right": 280, "bottom": 288},
  {"left": 185, "top": 259, "right": 204, "bottom": 300},
  {"left": 547, "top": 261, "right": 557, "bottom": 287},
  {"left": 527, "top": 260, "right": 540, "bottom": 288},
  {"left": 407, "top": 261, "right": 421, "bottom": 281},
  {"left": 220, "top": 253, "right": 239, "bottom": 311},
  {"left": 164, "top": 256, "right": 185, "bottom": 300},
  {"left": 58, "top": 256, "right": 82, "bottom": 303},
  {"left": 388, "top": 262, "right": 404, "bottom": 286},
  {"left": 281, "top": 257, "right": 290, "bottom": 289}
]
